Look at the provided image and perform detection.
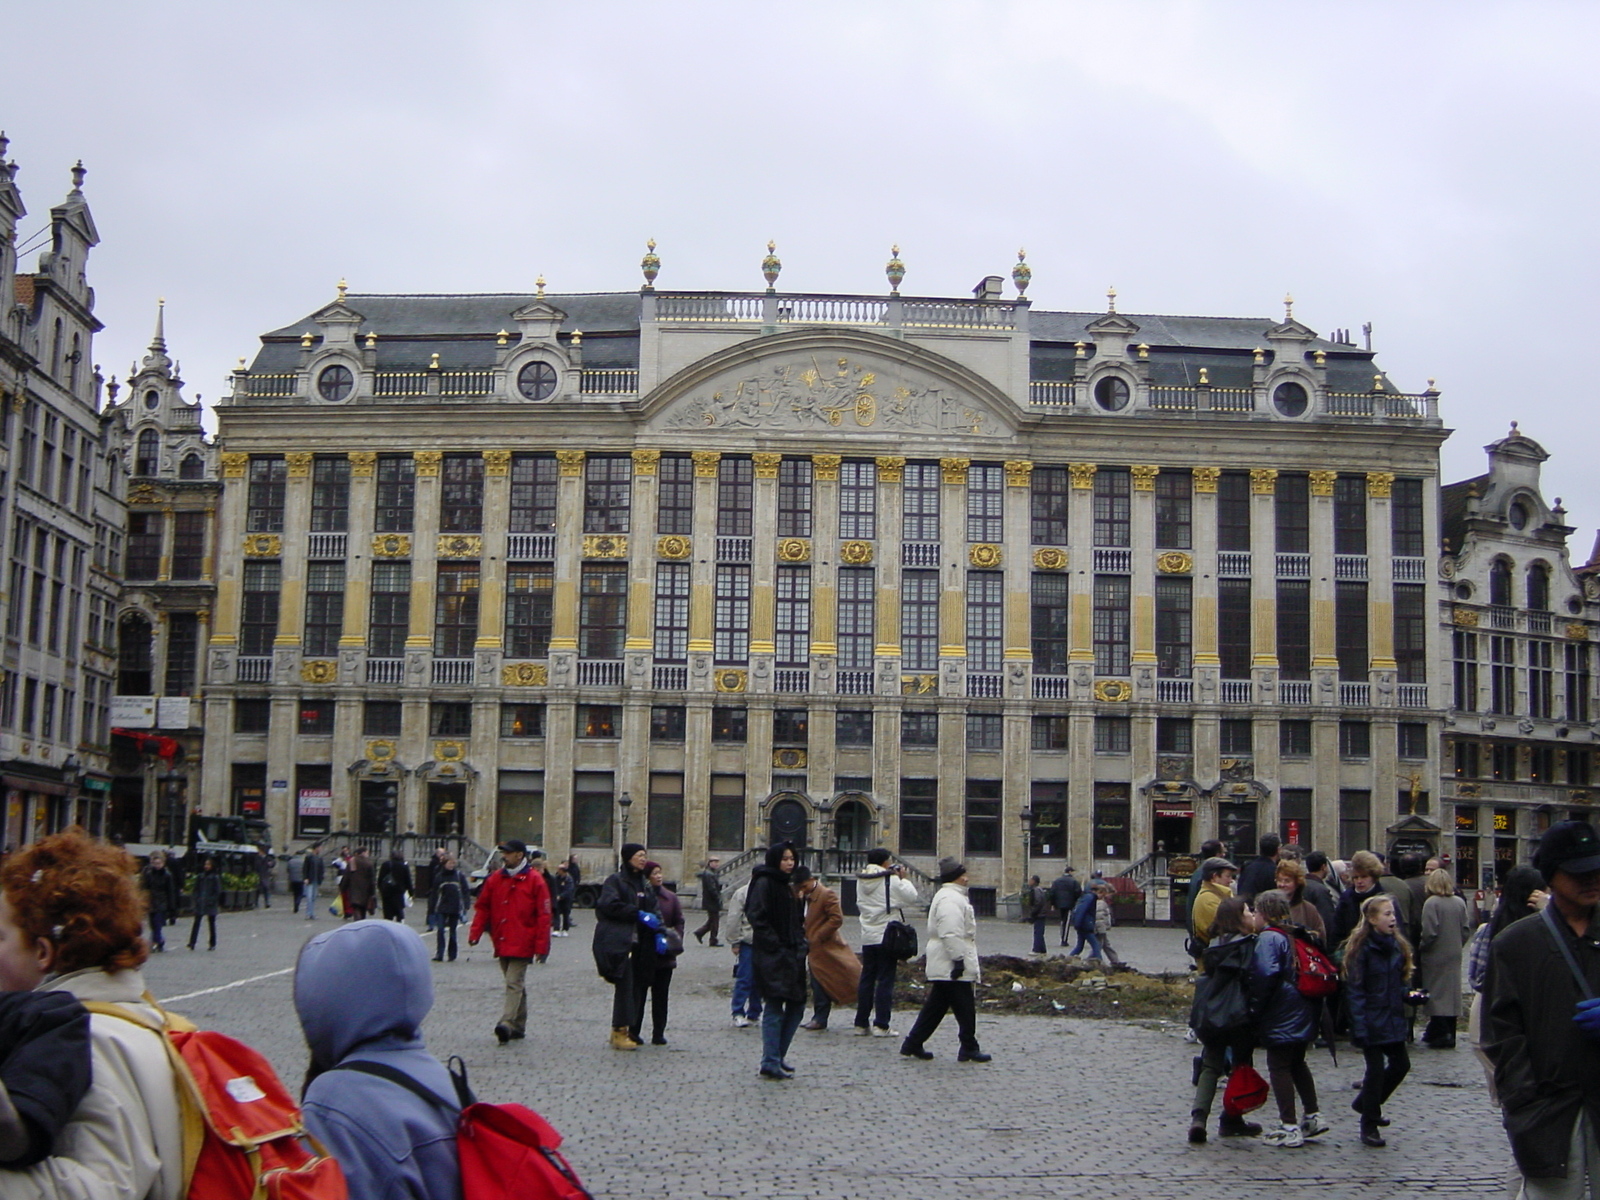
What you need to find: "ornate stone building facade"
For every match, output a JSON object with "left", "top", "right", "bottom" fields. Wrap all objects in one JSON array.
[
  {"left": 0, "top": 140, "right": 123, "bottom": 843},
  {"left": 203, "top": 254, "right": 1454, "bottom": 898}
]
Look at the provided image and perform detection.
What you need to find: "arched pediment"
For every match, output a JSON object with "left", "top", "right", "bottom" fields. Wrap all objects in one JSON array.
[{"left": 642, "top": 327, "right": 1021, "bottom": 440}]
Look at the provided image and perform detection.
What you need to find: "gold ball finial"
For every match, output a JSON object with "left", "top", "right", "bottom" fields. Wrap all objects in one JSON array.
[
  {"left": 495, "top": 329, "right": 510, "bottom": 347},
  {"left": 337, "top": 278, "right": 348, "bottom": 303},
  {"left": 429, "top": 352, "right": 441, "bottom": 370},
  {"left": 364, "top": 331, "right": 377, "bottom": 350},
  {"left": 300, "top": 330, "right": 314, "bottom": 349},
  {"left": 536, "top": 275, "right": 546, "bottom": 298}
]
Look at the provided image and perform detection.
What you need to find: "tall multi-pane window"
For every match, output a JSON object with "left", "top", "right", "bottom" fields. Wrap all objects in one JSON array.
[
  {"left": 135, "top": 428, "right": 159, "bottom": 476},
  {"left": 509, "top": 454, "right": 558, "bottom": 533},
  {"left": 1333, "top": 476, "right": 1367, "bottom": 555},
  {"left": 1335, "top": 581, "right": 1369, "bottom": 680},
  {"left": 368, "top": 562, "right": 410, "bottom": 657},
  {"left": 966, "top": 571, "right": 1003, "bottom": 671},
  {"left": 1093, "top": 716, "right": 1130, "bottom": 753},
  {"left": 1031, "top": 573, "right": 1069, "bottom": 675},
  {"left": 1489, "top": 635, "right": 1516, "bottom": 714},
  {"left": 964, "top": 779, "right": 1002, "bottom": 854},
  {"left": 1453, "top": 631, "right": 1479, "bottom": 712},
  {"left": 837, "top": 567, "right": 875, "bottom": 669},
  {"left": 310, "top": 457, "right": 350, "bottom": 532},
  {"left": 164, "top": 613, "right": 199, "bottom": 696},
  {"left": 714, "top": 564, "right": 751, "bottom": 664},
  {"left": 579, "top": 564, "right": 627, "bottom": 659},
  {"left": 433, "top": 563, "right": 480, "bottom": 657},
  {"left": 125, "top": 513, "right": 161, "bottom": 580},
  {"left": 1489, "top": 559, "right": 1512, "bottom": 607},
  {"left": 836, "top": 710, "right": 874, "bottom": 746},
  {"left": 717, "top": 456, "right": 753, "bottom": 537},
  {"left": 777, "top": 459, "right": 813, "bottom": 538},
  {"left": 1218, "top": 579, "right": 1251, "bottom": 679},
  {"left": 171, "top": 511, "right": 205, "bottom": 580},
  {"left": 1527, "top": 564, "right": 1551, "bottom": 612},
  {"left": 899, "top": 779, "right": 937, "bottom": 853},
  {"left": 966, "top": 464, "right": 1003, "bottom": 543},
  {"left": 375, "top": 455, "right": 414, "bottom": 532},
  {"left": 1391, "top": 478, "right": 1425, "bottom": 557},
  {"left": 1030, "top": 466, "right": 1069, "bottom": 545},
  {"left": 653, "top": 563, "right": 690, "bottom": 662},
  {"left": 1154, "top": 471, "right": 1192, "bottom": 548},
  {"left": 1093, "top": 574, "right": 1131, "bottom": 675},
  {"left": 903, "top": 462, "right": 940, "bottom": 541},
  {"left": 1155, "top": 577, "right": 1192, "bottom": 677},
  {"left": 1394, "top": 584, "right": 1427, "bottom": 683},
  {"left": 901, "top": 570, "right": 940, "bottom": 671},
  {"left": 1217, "top": 471, "right": 1251, "bottom": 551},
  {"left": 708, "top": 775, "right": 745, "bottom": 851},
  {"left": 774, "top": 566, "right": 810, "bottom": 666},
  {"left": 1277, "top": 579, "right": 1311, "bottom": 680},
  {"left": 839, "top": 460, "right": 877, "bottom": 539},
  {"left": 439, "top": 454, "right": 483, "bottom": 532},
  {"left": 1093, "top": 468, "right": 1130, "bottom": 547},
  {"left": 656, "top": 456, "right": 693, "bottom": 535},
  {"left": 1275, "top": 473, "right": 1309, "bottom": 553},
  {"left": 246, "top": 457, "right": 286, "bottom": 533},
  {"left": 583, "top": 456, "right": 631, "bottom": 534},
  {"left": 505, "top": 564, "right": 554, "bottom": 658},
  {"left": 240, "top": 561, "right": 281, "bottom": 655},
  {"left": 1529, "top": 640, "right": 1554, "bottom": 719},
  {"left": 1567, "top": 642, "right": 1592, "bottom": 723},
  {"left": 303, "top": 562, "right": 345, "bottom": 656}
]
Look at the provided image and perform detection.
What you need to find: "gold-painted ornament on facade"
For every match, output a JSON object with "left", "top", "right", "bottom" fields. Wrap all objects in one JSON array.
[
  {"left": 221, "top": 452, "right": 248, "bottom": 478},
  {"left": 840, "top": 541, "right": 874, "bottom": 565},
  {"left": 714, "top": 669, "right": 748, "bottom": 693},
  {"left": 692, "top": 451, "right": 722, "bottom": 478},
  {"left": 1131, "top": 465, "right": 1160, "bottom": 491},
  {"left": 482, "top": 450, "right": 511, "bottom": 477},
  {"left": 243, "top": 534, "right": 281, "bottom": 557},
  {"left": 1366, "top": 472, "right": 1394, "bottom": 498},
  {"left": 300, "top": 660, "right": 337, "bottom": 684},
  {"left": 583, "top": 535, "right": 628, "bottom": 559},
  {"left": 373, "top": 534, "right": 411, "bottom": 557},
  {"left": 874, "top": 456, "right": 905, "bottom": 483},
  {"left": 776, "top": 538, "right": 811, "bottom": 563},
  {"left": 438, "top": 535, "right": 483, "bottom": 558},
  {"left": 1308, "top": 470, "right": 1337, "bottom": 497},
  {"left": 752, "top": 453, "right": 782, "bottom": 480},
  {"left": 502, "top": 662, "right": 549, "bottom": 687},
  {"left": 940, "top": 457, "right": 970, "bottom": 485},
  {"left": 1192, "top": 467, "right": 1220, "bottom": 493},
  {"left": 1033, "top": 548, "right": 1068, "bottom": 571},
  {"left": 348, "top": 451, "right": 376, "bottom": 477},
  {"left": 1453, "top": 607, "right": 1480, "bottom": 627},
  {"left": 1157, "top": 551, "right": 1193, "bottom": 574},
  {"left": 631, "top": 450, "right": 660, "bottom": 476},
  {"left": 656, "top": 535, "right": 691, "bottom": 560},
  {"left": 555, "top": 450, "right": 586, "bottom": 477},
  {"left": 969, "top": 544, "right": 1002, "bottom": 569},
  {"left": 1004, "top": 460, "right": 1033, "bottom": 488},
  {"left": 1568, "top": 623, "right": 1589, "bottom": 641},
  {"left": 1069, "top": 463, "right": 1097, "bottom": 490},
  {"left": 812, "top": 454, "right": 841, "bottom": 482},
  {"left": 1249, "top": 469, "right": 1278, "bottom": 495},
  {"left": 1094, "top": 679, "right": 1133, "bottom": 703},
  {"left": 414, "top": 451, "right": 442, "bottom": 478}
]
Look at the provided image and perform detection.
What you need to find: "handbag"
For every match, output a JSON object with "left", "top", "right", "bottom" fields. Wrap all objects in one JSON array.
[
  {"left": 1221, "top": 1064, "right": 1270, "bottom": 1117},
  {"left": 656, "top": 928, "right": 685, "bottom": 958},
  {"left": 882, "top": 877, "right": 918, "bottom": 962}
]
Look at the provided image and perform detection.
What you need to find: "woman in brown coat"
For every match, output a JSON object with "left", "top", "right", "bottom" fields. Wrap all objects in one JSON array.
[
  {"left": 340, "top": 850, "right": 377, "bottom": 919},
  {"left": 796, "top": 866, "right": 862, "bottom": 1031}
]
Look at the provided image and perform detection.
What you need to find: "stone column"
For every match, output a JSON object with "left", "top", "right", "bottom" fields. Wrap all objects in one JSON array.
[
  {"left": 475, "top": 451, "right": 512, "bottom": 654},
  {"left": 625, "top": 452, "right": 661, "bottom": 666},
  {"left": 687, "top": 452, "right": 721, "bottom": 688},
  {"left": 157, "top": 506, "right": 174, "bottom": 582},
  {"left": 1249, "top": 468, "right": 1279, "bottom": 680},
  {"left": 938, "top": 458, "right": 969, "bottom": 687},
  {"left": 1130, "top": 464, "right": 1159, "bottom": 703},
  {"left": 749, "top": 453, "right": 782, "bottom": 686},
  {"left": 1366, "top": 472, "right": 1397, "bottom": 687},
  {"left": 341, "top": 452, "right": 376, "bottom": 657},
  {"left": 1309, "top": 470, "right": 1339, "bottom": 685},
  {"left": 810, "top": 455, "right": 840, "bottom": 675},
  {"left": 405, "top": 452, "right": 443, "bottom": 677},
  {"left": 1068, "top": 464, "right": 1097, "bottom": 686},
  {"left": 547, "top": 450, "right": 585, "bottom": 669},
  {"left": 1191, "top": 467, "right": 1221, "bottom": 696},
  {"left": 274, "top": 452, "right": 314, "bottom": 664},
  {"left": 873, "top": 456, "right": 904, "bottom": 670}
]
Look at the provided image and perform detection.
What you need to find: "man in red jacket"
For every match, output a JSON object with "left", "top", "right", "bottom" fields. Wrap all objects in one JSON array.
[{"left": 468, "top": 838, "right": 553, "bottom": 1043}]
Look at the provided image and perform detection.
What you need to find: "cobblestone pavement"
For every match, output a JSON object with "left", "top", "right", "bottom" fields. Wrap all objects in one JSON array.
[{"left": 143, "top": 899, "right": 1518, "bottom": 1200}]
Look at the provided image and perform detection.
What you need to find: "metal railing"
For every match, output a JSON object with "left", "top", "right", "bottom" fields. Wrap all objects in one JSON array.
[
  {"left": 578, "top": 660, "right": 624, "bottom": 687},
  {"left": 366, "top": 658, "right": 403, "bottom": 684},
  {"left": 652, "top": 665, "right": 687, "bottom": 690},
  {"left": 506, "top": 533, "right": 556, "bottom": 560},
  {"left": 579, "top": 369, "right": 640, "bottom": 395},
  {"left": 237, "top": 656, "right": 272, "bottom": 683},
  {"left": 432, "top": 658, "right": 475, "bottom": 685},
  {"left": 307, "top": 532, "right": 347, "bottom": 559}
]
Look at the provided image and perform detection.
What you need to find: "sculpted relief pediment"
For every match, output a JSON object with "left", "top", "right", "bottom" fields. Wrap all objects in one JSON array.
[{"left": 652, "top": 349, "right": 1010, "bottom": 437}]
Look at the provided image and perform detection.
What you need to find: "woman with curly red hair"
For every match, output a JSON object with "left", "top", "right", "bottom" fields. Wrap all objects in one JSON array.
[{"left": 0, "top": 828, "right": 183, "bottom": 1197}]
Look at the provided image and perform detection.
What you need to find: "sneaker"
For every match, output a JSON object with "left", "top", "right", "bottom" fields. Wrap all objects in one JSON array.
[
  {"left": 852, "top": 1026, "right": 871, "bottom": 1036},
  {"left": 732, "top": 1015, "right": 750, "bottom": 1028},
  {"left": 1182, "top": 1027, "right": 1199, "bottom": 1044},
  {"left": 1301, "top": 1112, "right": 1330, "bottom": 1139},
  {"left": 1262, "top": 1123, "right": 1304, "bottom": 1148},
  {"left": 870, "top": 1026, "right": 898, "bottom": 1038}
]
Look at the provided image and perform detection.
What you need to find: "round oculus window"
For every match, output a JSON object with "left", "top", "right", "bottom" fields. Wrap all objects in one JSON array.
[
  {"left": 1093, "top": 376, "right": 1130, "bottom": 411},
  {"left": 1509, "top": 501, "right": 1530, "bottom": 530},
  {"left": 142, "top": 389, "right": 160, "bottom": 410},
  {"left": 1455, "top": 582, "right": 1474, "bottom": 600},
  {"left": 316, "top": 364, "right": 354, "bottom": 402},
  {"left": 516, "top": 361, "right": 559, "bottom": 401},
  {"left": 1273, "top": 381, "right": 1309, "bottom": 417}
]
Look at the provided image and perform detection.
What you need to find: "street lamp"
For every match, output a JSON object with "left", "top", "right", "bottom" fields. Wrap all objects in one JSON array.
[
  {"left": 617, "top": 791, "right": 633, "bottom": 853},
  {"left": 1018, "top": 805, "right": 1035, "bottom": 891}
]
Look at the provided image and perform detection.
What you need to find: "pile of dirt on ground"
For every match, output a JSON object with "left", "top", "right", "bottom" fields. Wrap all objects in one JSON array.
[{"left": 892, "top": 954, "right": 1196, "bottom": 1020}]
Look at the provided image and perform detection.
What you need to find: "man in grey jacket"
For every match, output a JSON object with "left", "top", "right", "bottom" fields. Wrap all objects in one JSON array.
[
  {"left": 854, "top": 849, "right": 921, "bottom": 1036},
  {"left": 724, "top": 879, "right": 763, "bottom": 1028}
]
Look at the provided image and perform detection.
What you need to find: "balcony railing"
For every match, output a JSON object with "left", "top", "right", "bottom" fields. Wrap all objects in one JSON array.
[
  {"left": 777, "top": 296, "right": 887, "bottom": 325},
  {"left": 1220, "top": 679, "right": 1253, "bottom": 704},
  {"left": 1156, "top": 678, "right": 1193, "bottom": 703},
  {"left": 717, "top": 538, "right": 752, "bottom": 562},
  {"left": 1093, "top": 548, "right": 1131, "bottom": 573},
  {"left": 1217, "top": 552, "right": 1251, "bottom": 577},
  {"left": 240, "top": 373, "right": 297, "bottom": 397},
  {"left": 1279, "top": 680, "right": 1312, "bottom": 705},
  {"left": 1276, "top": 553, "right": 1311, "bottom": 578},
  {"left": 652, "top": 665, "right": 687, "bottom": 690},
  {"left": 372, "top": 372, "right": 429, "bottom": 397},
  {"left": 579, "top": 369, "right": 640, "bottom": 395},
  {"left": 1392, "top": 557, "right": 1428, "bottom": 583},
  {"left": 440, "top": 370, "right": 494, "bottom": 396},
  {"left": 1397, "top": 683, "right": 1429, "bottom": 708},
  {"left": 577, "top": 660, "right": 624, "bottom": 687},
  {"left": 1033, "top": 674, "right": 1071, "bottom": 700},
  {"left": 774, "top": 669, "right": 810, "bottom": 693},
  {"left": 237, "top": 656, "right": 272, "bottom": 683},
  {"left": 308, "top": 532, "right": 347, "bottom": 560},
  {"left": 1324, "top": 391, "right": 1438, "bottom": 420},
  {"left": 1029, "top": 380, "right": 1074, "bottom": 407},
  {"left": 1340, "top": 682, "right": 1371, "bottom": 707},
  {"left": 1334, "top": 555, "right": 1368, "bottom": 581},
  {"left": 432, "top": 658, "right": 475, "bottom": 686},
  {"left": 366, "top": 657, "right": 403, "bottom": 685},
  {"left": 507, "top": 533, "right": 555, "bottom": 560},
  {"left": 1148, "top": 386, "right": 1196, "bottom": 411},
  {"left": 1527, "top": 612, "right": 1553, "bottom": 635},
  {"left": 1212, "top": 387, "right": 1255, "bottom": 412},
  {"left": 656, "top": 293, "right": 764, "bottom": 323},
  {"left": 967, "top": 673, "right": 1002, "bottom": 699},
  {"left": 902, "top": 542, "right": 940, "bottom": 567},
  {"left": 837, "top": 670, "right": 875, "bottom": 695},
  {"left": 1489, "top": 605, "right": 1517, "bottom": 630}
]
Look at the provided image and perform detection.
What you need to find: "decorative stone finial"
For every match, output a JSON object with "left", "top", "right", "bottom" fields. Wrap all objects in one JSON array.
[
  {"left": 364, "top": 331, "right": 377, "bottom": 350},
  {"left": 1011, "top": 248, "right": 1031, "bottom": 296},
  {"left": 536, "top": 275, "right": 546, "bottom": 298},
  {"left": 1074, "top": 341, "right": 1087, "bottom": 359},
  {"left": 105, "top": 375, "right": 118, "bottom": 403},
  {"left": 150, "top": 298, "right": 167, "bottom": 353},
  {"left": 300, "top": 331, "right": 314, "bottom": 349},
  {"left": 1284, "top": 293, "right": 1294, "bottom": 321},
  {"left": 1198, "top": 367, "right": 1209, "bottom": 385},
  {"left": 1106, "top": 285, "right": 1117, "bottom": 314},
  {"left": 1426, "top": 378, "right": 1437, "bottom": 391},
  {"left": 1252, "top": 346, "right": 1265, "bottom": 365},
  {"left": 885, "top": 245, "right": 905, "bottom": 295},
  {"left": 762, "top": 240, "right": 782, "bottom": 290},
  {"left": 336, "top": 278, "right": 348, "bottom": 303},
  {"left": 1509, "top": 420, "right": 1519, "bottom": 434},
  {"left": 0, "top": 132, "right": 8, "bottom": 161},
  {"left": 70, "top": 160, "right": 86, "bottom": 191},
  {"left": 641, "top": 239, "right": 660, "bottom": 289},
  {"left": 237, "top": 357, "right": 247, "bottom": 369},
  {"left": 571, "top": 329, "right": 583, "bottom": 347},
  {"left": 495, "top": 329, "right": 509, "bottom": 347},
  {"left": 429, "top": 352, "right": 441, "bottom": 370}
]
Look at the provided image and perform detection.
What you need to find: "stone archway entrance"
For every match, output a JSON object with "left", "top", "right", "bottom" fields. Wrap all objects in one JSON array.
[
  {"left": 769, "top": 795, "right": 809, "bottom": 848},
  {"left": 834, "top": 798, "right": 872, "bottom": 852}
]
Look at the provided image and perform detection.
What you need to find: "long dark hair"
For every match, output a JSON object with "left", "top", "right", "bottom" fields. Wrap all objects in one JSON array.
[
  {"left": 1489, "top": 865, "right": 1547, "bottom": 939},
  {"left": 1211, "top": 896, "right": 1253, "bottom": 940},
  {"left": 1341, "top": 893, "right": 1413, "bottom": 983}
]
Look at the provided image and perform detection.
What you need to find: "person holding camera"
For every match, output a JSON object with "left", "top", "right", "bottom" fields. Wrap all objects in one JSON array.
[
  {"left": 1484, "top": 820, "right": 1600, "bottom": 1196},
  {"left": 900, "top": 858, "right": 989, "bottom": 1063},
  {"left": 854, "top": 849, "right": 920, "bottom": 1037}
]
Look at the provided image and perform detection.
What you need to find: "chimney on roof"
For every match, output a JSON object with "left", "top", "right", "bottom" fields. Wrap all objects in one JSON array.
[{"left": 972, "top": 275, "right": 1003, "bottom": 301}]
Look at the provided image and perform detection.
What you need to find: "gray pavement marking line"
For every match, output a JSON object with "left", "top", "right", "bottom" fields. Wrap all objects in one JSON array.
[{"left": 159, "top": 966, "right": 296, "bottom": 1004}]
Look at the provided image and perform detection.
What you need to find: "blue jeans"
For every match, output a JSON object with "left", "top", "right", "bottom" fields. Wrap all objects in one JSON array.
[
  {"left": 855, "top": 942, "right": 897, "bottom": 1030},
  {"left": 1032, "top": 918, "right": 1047, "bottom": 955},
  {"left": 1070, "top": 929, "right": 1103, "bottom": 960},
  {"left": 760, "top": 997, "right": 805, "bottom": 1073},
  {"left": 148, "top": 910, "right": 169, "bottom": 949},
  {"left": 732, "top": 944, "right": 763, "bottom": 1019}
]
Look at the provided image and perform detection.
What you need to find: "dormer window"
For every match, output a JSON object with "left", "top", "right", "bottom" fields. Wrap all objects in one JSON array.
[
  {"left": 136, "top": 429, "right": 160, "bottom": 476},
  {"left": 316, "top": 364, "right": 354, "bottom": 402},
  {"left": 1508, "top": 500, "right": 1530, "bottom": 530},
  {"left": 516, "top": 361, "right": 559, "bottom": 402},
  {"left": 1273, "top": 381, "right": 1309, "bottom": 417},
  {"left": 1093, "top": 376, "right": 1129, "bottom": 412},
  {"left": 179, "top": 453, "right": 205, "bottom": 480},
  {"left": 143, "top": 389, "right": 160, "bottom": 411}
]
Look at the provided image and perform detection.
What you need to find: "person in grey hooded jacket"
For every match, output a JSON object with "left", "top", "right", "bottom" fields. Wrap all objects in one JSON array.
[{"left": 294, "top": 919, "right": 462, "bottom": 1200}]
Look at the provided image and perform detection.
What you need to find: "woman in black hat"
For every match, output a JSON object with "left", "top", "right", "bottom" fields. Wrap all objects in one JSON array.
[
  {"left": 900, "top": 858, "right": 989, "bottom": 1063},
  {"left": 592, "top": 843, "right": 661, "bottom": 1051}
]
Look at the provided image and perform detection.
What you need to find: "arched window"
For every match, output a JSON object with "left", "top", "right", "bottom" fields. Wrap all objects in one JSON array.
[
  {"left": 1489, "top": 558, "right": 1513, "bottom": 607},
  {"left": 136, "top": 429, "right": 160, "bottom": 476},
  {"left": 179, "top": 453, "right": 205, "bottom": 480},
  {"left": 1527, "top": 562, "right": 1551, "bottom": 611}
]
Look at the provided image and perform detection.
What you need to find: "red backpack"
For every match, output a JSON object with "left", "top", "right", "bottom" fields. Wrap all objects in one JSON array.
[
  {"left": 333, "top": 1056, "right": 590, "bottom": 1200},
  {"left": 85, "top": 998, "right": 347, "bottom": 1200},
  {"left": 1288, "top": 927, "right": 1339, "bottom": 999}
]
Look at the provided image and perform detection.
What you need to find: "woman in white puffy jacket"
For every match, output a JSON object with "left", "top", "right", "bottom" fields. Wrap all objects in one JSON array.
[{"left": 898, "top": 858, "right": 990, "bottom": 1063}]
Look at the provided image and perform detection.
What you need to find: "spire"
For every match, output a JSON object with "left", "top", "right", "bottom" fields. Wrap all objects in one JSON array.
[{"left": 151, "top": 298, "right": 167, "bottom": 353}]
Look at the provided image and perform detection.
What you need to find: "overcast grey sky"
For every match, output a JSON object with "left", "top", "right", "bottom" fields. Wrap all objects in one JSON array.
[{"left": 6, "top": 1, "right": 1597, "bottom": 548}]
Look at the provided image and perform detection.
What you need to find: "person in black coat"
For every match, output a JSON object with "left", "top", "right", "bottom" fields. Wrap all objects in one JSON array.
[
  {"left": 376, "top": 850, "right": 413, "bottom": 922},
  {"left": 694, "top": 857, "right": 724, "bottom": 946},
  {"left": 302, "top": 849, "right": 325, "bottom": 921},
  {"left": 1236, "top": 834, "right": 1281, "bottom": 903},
  {"left": 429, "top": 855, "right": 470, "bottom": 962},
  {"left": 1342, "top": 892, "right": 1413, "bottom": 1146},
  {"left": 1050, "top": 867, "right": 1083, "bottom": 948},
  {"left": 1483, "top": 821, "right": 1600, "bottom": 1191},
  {"left": 592, "top": 843, "right": 661, "bottom": 1051},
  {"left": 140, "top": 850, "right": 179, "bottom": 952},
  {"left": 747, "top": 841, "right": 807, "bottom": 1080},
  {"left": 187, "top": 856, "right": 221, "bottom": 951}
]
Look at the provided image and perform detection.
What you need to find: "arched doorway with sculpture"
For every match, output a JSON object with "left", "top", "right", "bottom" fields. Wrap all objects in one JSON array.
[{"left": 762, "top": 788, "right": 813, "bottom": 859}]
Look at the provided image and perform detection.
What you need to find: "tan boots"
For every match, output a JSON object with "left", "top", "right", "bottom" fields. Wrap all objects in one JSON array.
[{"left": 610, "top": 1026, "right": 638, "bottom": 1051}]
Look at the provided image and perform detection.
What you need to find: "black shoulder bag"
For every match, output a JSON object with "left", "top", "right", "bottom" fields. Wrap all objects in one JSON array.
[{"left": 882, "top": 876, "right": 919, "bottom": 961}]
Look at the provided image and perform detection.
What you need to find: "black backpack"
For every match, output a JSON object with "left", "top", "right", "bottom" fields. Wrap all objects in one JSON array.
[{"left": 1190, "top": 934, "right": 1257, "bottom": 1040}]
